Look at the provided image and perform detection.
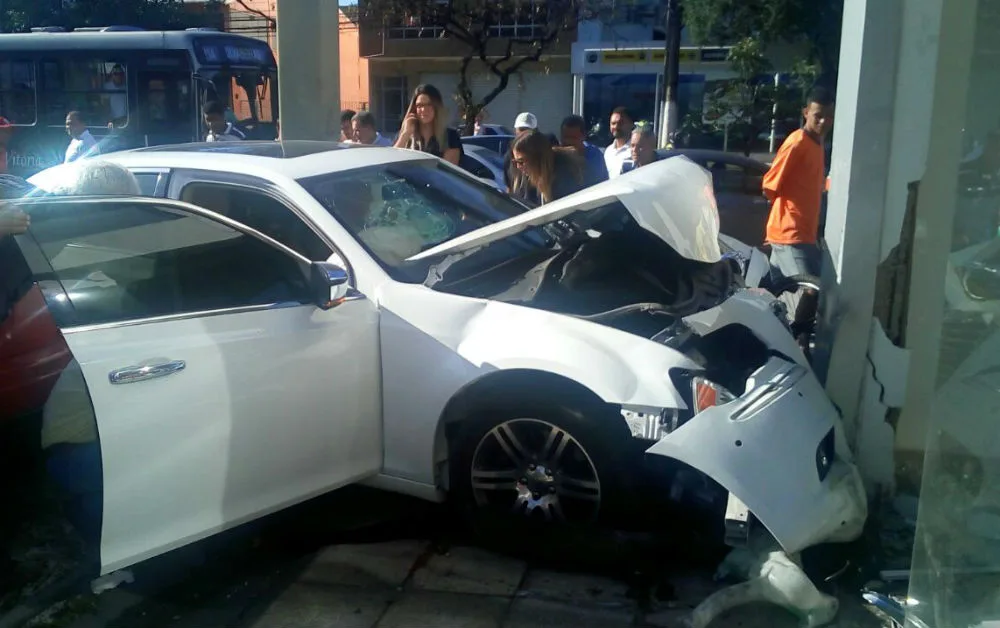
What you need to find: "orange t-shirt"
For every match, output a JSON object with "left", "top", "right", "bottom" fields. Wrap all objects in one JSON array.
[{"left": 763, "top": 129, "right": 826, "bottom": 245}]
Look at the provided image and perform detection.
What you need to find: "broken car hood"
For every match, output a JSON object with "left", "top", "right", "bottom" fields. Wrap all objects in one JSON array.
[{"left": 407, "top": 155, "right": 723, "bottom": 264}]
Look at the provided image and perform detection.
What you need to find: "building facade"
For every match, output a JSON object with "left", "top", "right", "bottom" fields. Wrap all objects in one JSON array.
[{"left": 358, "top": 0, "right": 574, "bottom": 136}]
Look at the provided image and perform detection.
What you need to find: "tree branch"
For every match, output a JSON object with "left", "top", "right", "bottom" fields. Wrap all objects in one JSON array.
[{"left": 231, "top": 0, "right": 276, "bottom": 27}]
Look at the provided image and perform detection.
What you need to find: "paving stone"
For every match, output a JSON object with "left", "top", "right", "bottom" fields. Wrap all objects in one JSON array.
[
  {"left": 410, "top": 546, "right": 527, "bottom": 597},
  {"left": 296, "top": 540, "right": 428, "bottom": 589},
  {"left": 245, "top": 583, "right": 393, "bottom": 628},
  {"left": 504, "top": 597, "right": 634, "bottom": 628},
  {"left": 376, "top": 591, "right": 508, "bottom": 628},
  {"left": 518, "top": 568, "right": 634, "bottom": 609}
]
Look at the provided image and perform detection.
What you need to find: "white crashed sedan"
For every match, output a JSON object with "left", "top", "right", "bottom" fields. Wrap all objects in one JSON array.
[{"left": 20, "top": 142, "right": 866, "bottom": 577}]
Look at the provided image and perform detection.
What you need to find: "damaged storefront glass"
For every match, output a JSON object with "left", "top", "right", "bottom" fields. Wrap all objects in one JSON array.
[{"left": 903, "top": 0, "right": 1000, "bottom": 625}]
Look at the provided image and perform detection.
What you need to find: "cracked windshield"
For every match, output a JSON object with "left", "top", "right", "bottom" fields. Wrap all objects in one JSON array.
[{"left": 0, "top": 1, "right": 997, "bottom": 627}]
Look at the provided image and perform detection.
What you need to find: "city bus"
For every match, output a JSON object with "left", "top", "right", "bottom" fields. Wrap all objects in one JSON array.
[{"left": 0, "top": 27, "right": 278, "bottom": 177}]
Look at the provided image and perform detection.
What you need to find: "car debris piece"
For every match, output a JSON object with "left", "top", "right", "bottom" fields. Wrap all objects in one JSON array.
[{"left": 724, "top": 492, "right": 751, "bottom": 548}]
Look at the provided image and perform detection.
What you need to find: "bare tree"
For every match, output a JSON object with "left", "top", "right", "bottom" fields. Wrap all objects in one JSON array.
[
  {"left": 231, "top": 0, "right": 275, "bottom": 27},
  {"left": 359, "top": 0, "right": 595, "bottom": 133}
]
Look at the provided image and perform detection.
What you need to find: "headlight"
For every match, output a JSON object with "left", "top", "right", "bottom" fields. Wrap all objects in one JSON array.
[{"left": 691, "top": 377, "right": 736, "bottom": 413}]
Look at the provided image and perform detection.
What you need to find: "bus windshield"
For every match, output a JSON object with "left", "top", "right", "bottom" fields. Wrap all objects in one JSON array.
[{"left": 199, "top": 68, "right": 277, "bottom": 137}]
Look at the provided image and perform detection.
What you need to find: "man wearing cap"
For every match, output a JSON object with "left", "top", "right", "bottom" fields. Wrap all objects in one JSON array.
[
  {"left": 504, "top": 112, "right": 539, "bottom": 197},
  {"left": 0, "top": 117, "right": 12, "bottom": 175}
]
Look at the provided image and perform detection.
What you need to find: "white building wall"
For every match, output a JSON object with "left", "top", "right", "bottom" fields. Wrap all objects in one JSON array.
[{"left": 821, "top": 0, "right": 979, "bottom": 494}]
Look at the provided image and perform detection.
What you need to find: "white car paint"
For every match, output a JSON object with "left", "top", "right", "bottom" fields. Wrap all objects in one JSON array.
[
  {"left": 410, "top": 156, "right": 724, "bottom": 264},
  {"left": 27, "top": 147, "right": 865, "bottom": 574},
  {"left": 647, "top": 357, "right": 866, "bottom": 554}
]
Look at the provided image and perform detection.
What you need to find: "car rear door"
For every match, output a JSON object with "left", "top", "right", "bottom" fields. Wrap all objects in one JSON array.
[{"left": 10, "top": 196, "right": 382, "bottom": 574}]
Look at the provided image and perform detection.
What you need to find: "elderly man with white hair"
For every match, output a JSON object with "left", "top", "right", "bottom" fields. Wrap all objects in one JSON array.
[{"left": 38, "top": 159, "right": 142, "bottom": 196}]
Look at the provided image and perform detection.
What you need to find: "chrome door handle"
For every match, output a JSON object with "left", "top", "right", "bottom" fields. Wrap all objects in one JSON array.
[{"left": 108, "top": 360, "right": 186, "bottom": 385}]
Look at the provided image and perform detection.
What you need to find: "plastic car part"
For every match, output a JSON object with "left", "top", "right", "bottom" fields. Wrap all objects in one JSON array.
[{"left": 690, "top": 545, "right": 839, "bottom": 628}]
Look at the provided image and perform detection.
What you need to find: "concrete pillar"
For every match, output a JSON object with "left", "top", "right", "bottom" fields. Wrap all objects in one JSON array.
[{"left": 275, "top": 0, "right": 341, "bottom": 141}]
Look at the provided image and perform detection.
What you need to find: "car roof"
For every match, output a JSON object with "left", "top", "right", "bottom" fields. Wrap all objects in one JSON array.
[
  {"left": 97, "top": 141, "right": 434, "bottom": 180},
  {"left": 656, "top": 148, "right": 769, "bottom": 171}
]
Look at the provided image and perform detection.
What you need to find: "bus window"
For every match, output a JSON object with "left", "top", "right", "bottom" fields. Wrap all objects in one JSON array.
[
  {"left": 0, "top": 61, "right": 37, "bottom": 125},
  {"left": 200, "top": 69, "right": 277, "bottom": 139},
  {"left": 40, "top": 60, "right": 129, "bottom": 129}
]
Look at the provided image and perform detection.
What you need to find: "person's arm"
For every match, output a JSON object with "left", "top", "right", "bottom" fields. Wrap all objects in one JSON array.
[
  {"left": 442, "top": 129, "right": 461, "bottom": 165},
  {"left": 0, "top": 204, "right": 29, "bottom": 237},
  {"left": 394, "top": 113, "right": 417, "bottom": 148},
  {"left": 761, "top": 140, "right": 802, "bottom": 202}
]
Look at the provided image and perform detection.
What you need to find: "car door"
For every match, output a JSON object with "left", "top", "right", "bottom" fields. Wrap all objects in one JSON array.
[{"left": 11, "top": 196, "right": 382, "bottom": 574}]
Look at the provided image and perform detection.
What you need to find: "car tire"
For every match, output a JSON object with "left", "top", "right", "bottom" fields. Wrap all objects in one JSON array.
[{"left": 448, "top": 389, "right": 635, "bottom": 551}]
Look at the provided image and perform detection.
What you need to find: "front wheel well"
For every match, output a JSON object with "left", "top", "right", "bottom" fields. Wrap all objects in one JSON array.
[{"left": 432, "top": 369, "right": 622, "bottom": 490}]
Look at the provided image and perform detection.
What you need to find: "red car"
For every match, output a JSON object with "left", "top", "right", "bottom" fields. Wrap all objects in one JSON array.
[{"left": 0, "top": 235, "right": 72, "bottom": 424}]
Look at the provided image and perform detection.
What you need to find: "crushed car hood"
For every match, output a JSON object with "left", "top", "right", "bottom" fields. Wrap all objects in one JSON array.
[{"left": 407, "top": 156, "right": 723, "bottom": 264}]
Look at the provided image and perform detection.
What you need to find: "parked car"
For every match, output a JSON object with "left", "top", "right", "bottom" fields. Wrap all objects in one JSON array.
[
  {"left": 459, "top": 144, "right": 506, "bottom": 191},
  {"left": 657, "top": 149, "right": 772, "bottom": 248},
  {"left": 462, "top": 134, "right": 515, "bottom": 156},
  {"left": 472, "top": 124, "right": 513, "bottom": 136},
  {"left": 20, "top": 144, "right": 865, "bottom": 578}
]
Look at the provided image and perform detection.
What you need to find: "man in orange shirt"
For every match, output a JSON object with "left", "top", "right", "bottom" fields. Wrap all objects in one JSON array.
[{"left": 763, "top": 87, "right": 834, "bottom": 353}]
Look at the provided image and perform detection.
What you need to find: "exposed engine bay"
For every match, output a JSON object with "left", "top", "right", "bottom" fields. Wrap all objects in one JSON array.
[
  {"left": 429, "top": 211, "right": 740, "bottom": 336},
  {"left": 427, "top": 205, "right": 772, "bottom": 394}
]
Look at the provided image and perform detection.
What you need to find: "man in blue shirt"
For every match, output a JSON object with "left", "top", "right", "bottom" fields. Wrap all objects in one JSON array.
[{"left": 560, "top": 115, "right": 609, "bottom": 187}]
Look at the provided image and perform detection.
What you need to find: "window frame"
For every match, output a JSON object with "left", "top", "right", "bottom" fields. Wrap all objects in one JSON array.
[
  {"left": 167, "top": 169, "right": 344, "bottom": 268},
  {"left": 0, "top": 58, "right": 39, "bottom": 127},
  {"left": 39, "top": 57, "right": 131, "bottom": 129},
  {"left": 9, "top": 195, "right": 322, "bottom": 333}
]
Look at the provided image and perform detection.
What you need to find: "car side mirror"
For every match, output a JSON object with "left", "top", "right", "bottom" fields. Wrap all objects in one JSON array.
[{"left": 310, "top": 261, "right": 351, "bottom": 310}]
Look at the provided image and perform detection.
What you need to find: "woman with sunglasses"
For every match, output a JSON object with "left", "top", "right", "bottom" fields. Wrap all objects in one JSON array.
[
  {"left": 510, "top": 130, "right": 585, "bottom": 205},
  {"left": 394, "top": 84, "right": 463, "bottom": 166}
]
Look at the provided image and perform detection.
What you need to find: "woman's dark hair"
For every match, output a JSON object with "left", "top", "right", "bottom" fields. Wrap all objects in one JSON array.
[
  {"left": 511, "top": 130, "right": 582, "bottom": 203},
  {"left": 405, "top": 84, "right": 448, "bottom": 152},
  {"left": 341, "top": 110, "right": 357, "bottom": 124}
]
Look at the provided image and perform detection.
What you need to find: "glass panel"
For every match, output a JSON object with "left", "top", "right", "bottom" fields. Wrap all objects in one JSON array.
[
  {"left": 0, "top": 60, "right": 37, "bottom": 126},
  {"left": 907, "top": 0, "right": 1000, "bottom": 624},
  {"left": 39, "top": 59, "right": 128, "bottom": 128},
  {"left": 25, "top": 200, "right": 310, "bottom": 326}
]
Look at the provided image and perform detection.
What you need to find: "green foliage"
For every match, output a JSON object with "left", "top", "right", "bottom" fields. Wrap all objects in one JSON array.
[
  {"left": 1, "top": 0, "right": 223, "bottom": 33},
  {"left": 683, "top": 0, "right": 843, "bottom": 77},
  {"left": 702, "top": 37, "right": 801, "bottom": 155}
]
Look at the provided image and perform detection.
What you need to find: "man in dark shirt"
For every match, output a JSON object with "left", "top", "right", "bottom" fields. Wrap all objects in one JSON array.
[{"left": 560, "top": 115, "right": 608, "bottom": 187}]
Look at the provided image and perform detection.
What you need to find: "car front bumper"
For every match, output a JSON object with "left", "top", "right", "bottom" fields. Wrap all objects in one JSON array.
[{"left": 644, "top": 357, "right": 868, "bottom": 554}]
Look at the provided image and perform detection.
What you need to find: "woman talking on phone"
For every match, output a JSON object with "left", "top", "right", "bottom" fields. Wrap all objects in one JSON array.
[{"left": 394, "top": 84, "right": 463, "bottom": 165}]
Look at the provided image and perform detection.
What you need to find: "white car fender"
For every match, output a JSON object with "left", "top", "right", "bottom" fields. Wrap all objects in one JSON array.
[
  {"left": 683, "top": 290, "right": 808, "bottom": 370},
  {"left": 646, "top": 357, "right": 868, "bottom": 554},
  {"left": 376, "top": 282, "right": 701, "bottom": 484}
]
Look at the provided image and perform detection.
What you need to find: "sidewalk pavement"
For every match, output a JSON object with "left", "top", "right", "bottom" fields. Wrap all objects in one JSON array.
[{"left": 63, "top": 540, "right": 883, "bottom": 628}]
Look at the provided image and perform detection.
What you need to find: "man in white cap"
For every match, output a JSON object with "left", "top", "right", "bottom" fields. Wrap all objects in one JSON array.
[{"left": 504, "top": 112, "right": 538, "bottom": 195}]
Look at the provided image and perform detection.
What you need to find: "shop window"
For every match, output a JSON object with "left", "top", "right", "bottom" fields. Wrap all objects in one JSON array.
[
  {"left": 0, "top": 60, "right": 37, "bottom": 126},
  {"left": 40, "top": 59, "right": 129, "bottom": 128}
]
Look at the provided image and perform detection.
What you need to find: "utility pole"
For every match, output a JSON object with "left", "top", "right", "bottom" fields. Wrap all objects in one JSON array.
[{"left": 658, "top": 0, "right": 682, "bottom": 149}]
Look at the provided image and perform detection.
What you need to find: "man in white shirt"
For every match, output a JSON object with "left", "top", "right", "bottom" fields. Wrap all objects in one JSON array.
[
  {"left": 349, "top": 111, "right": 392, "bottom": 146},
  {"left": 104, "top": 64, "right": 128, "bottom": 127},
  {"left": 203, "top": 101, "right": 246, "bottom": 142},
  {"left": 604, "top": 106, "right": 635, "bottom": 178},
  {"left": 64, "top": 111, "right": 100, "bottom": 163}
]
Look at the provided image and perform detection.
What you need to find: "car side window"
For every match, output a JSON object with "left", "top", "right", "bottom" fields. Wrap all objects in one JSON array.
[
  {"left": 24, "top": 199, "right": 312, "bottom": 327},
  {"left": 179, "top": 182, "right": 331, "bottom": 261},
  {"left": 132, "top": 173, "right": 160, "bottom": 197},
  {"left": 711, "top": 163, "right": 749, "bottom": 194}
]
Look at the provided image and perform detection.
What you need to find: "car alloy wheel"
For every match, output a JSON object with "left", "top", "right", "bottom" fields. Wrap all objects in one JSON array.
[{"left": 469, "top": 418, "right": 601, "bottom": 523}]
